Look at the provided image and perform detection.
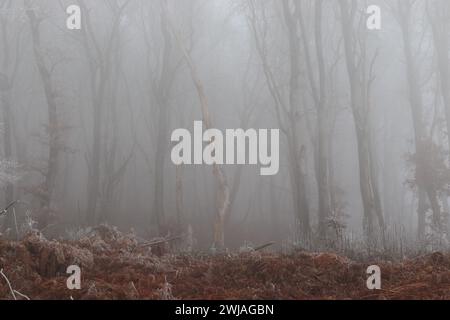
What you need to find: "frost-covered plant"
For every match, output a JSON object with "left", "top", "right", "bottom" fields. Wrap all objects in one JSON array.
[
  {"left": 66, "top": 226, "right": 93, "bottom": 241},
  {"left": 424, "top": 209, "right": 449, "bottom": 252},
  {"left": 0, "top": 159, "right": 22, "bottom": 186},
  {"left": 0, "top": 158, "right": 23, "bottom": 236},
  {"left": 19, "top": 210, "right": 38, "bottom": 236},
  {"left": 239, "top": 241, "right": 255, "bottom": 253},
  {"left": 157, "top": 277, "right": 175, "bottom": 300}
]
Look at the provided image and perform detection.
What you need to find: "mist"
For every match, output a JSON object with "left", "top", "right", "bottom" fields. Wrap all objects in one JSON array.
[{"left": 0, "top": 0, "right": 448, "bottom": 256}]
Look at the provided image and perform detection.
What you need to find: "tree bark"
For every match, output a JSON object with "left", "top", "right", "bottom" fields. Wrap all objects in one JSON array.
[
  {"left": 398, "top": 0, "right": 442, "bottom": 238},
  {"left": 26, "top": 7, "right": 60, "bottom": 229},
  {"left": 248, "top": 0, "right": 310, "bottom": 238},
  {"left": 339, "top": 0, "right": 385, "bottom": 244},
  {"left": 165, "top": 2, "right": 231, "bottom": 248},
  {"left": 295, "top": 0, "right": 332, "bottom": 239}
]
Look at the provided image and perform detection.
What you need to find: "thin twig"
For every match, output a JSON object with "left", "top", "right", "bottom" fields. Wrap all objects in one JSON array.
[
  {"left": 13, "top": 290, "right": 30, "bottom": 300},
  {"left": 130, "top": 281, "right": 139, "bottom": 298},
  {"left": 13, "top": 207, "right": 19, "bottom": 240}
]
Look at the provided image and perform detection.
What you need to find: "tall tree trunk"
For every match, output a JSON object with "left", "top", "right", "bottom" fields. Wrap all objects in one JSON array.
[
  {"left": 79, "top": 0, "right": 130, "bottom": 225},
  {"left": 0, "top": 2, "right": 25, "bottom": 236},
  {"left": 147, "top": 2, "right": 178, "bottom": 234},
  {"left": 0, "top": 5, "right": 14, "bottom": 213},
  {"left": 165, "top": 3, "right": 230, "bottom": 248},
  {"left": 152, "top": 97, "right": 169, "bottom": 232},
  {"left": 398, "top": 0, "right": 442, "bottom": 238},
  {"left": 99, "top": 41, "right": 133, "bottom": 223},
  {"left": 339, "top": 0, "right": 384, "bottom": 244},
  {"left": 247, "top": 0, "right": 310, "bottom": 238},
  {"left": 429, "top": 1, "right": 450, "bottom": 236},
  {"left": 0, "top": 87, "right": 14, "bottom": 234},
  {"left": 280, "top": 0, "right": 311, "bottom": 239},
  {"left": 295, "top": 0, "right": 332, "bottom": 239},
  {"left": 0, "top": 17, "right": 13, "bottom": 230},
  {"left": 429, "top": 1, "right": 450, "bottom": 158},
  {"left": 287, "top": 131, "right": 310, "bottom": 239},
  {"left": 27, "top": 7, "right": 60, "bottom": 229},
  {"left": 86, "top": 70, "right": 105, "bottom": 224}
]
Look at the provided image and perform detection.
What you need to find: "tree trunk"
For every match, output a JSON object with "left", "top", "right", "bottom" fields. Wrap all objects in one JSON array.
[
  {"left": 398, "top": 1, "right": 442, "bottom": 237},
  {"left": 429, "top": 1, "right": 450, "bottom": 158},
  {"left": 27, "top": 7, "right": 60, "bottom": 229},
  {"left": 0, "top": 87, "right": 14, "bottom": 234},
  {"left": 79, "top": 0, "right": 130, "bottom": 225},
  {"left": 339, "top": 0, "right": 384, "bottom": 244},
  {"left": 86, "top": 72, "right": 104, "bottom": 224},
  {"left": 166, "top": 3, "right": 230, "bottom": 249},
  {"left": 282, "top": 0, "right": 311, "bottom": 239},
  {"left": 292, "top": 0, "right": 332, "bottom": 240}
]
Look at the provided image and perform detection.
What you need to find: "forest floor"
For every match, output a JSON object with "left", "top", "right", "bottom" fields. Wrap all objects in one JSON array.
[{"left": 0, "top": 225, "right": 449, "bottom": 300}]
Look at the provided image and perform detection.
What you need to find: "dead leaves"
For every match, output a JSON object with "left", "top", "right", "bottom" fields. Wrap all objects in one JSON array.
[{"left": 1, "top": 226, "right": 450, "bottom": 299}]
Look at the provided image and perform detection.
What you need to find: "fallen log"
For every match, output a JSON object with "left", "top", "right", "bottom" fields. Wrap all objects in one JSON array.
[
  {"left": 254, "top": 242, "right": 276, "bottom": 252},
  {"left": 133, "top": 235, "right": 184, "bottom": 252}
]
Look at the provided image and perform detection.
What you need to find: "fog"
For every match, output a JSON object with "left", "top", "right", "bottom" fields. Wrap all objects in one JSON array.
[{"left": 0, "top": 0, "right": 448, "bottom": 254}]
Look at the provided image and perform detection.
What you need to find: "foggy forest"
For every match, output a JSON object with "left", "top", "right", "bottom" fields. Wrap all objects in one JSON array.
[{"left": 0, "top": 0, "right": 450, "bottom": 300}]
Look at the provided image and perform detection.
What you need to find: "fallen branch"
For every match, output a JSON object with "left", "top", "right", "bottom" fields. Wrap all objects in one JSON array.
[
  {"left": 133, "top": 235, "right": 184, "bottom": 251},
  {"left": 0, "top": 200, "right": 19, "bottom": 217},
  {"left": 0, "top": 268, "right": 30, "bottom": 300},
  {"left": 130, "top": 281, "right": 139, "bottom": 298},
  {"left": 254, "top": 242, "right": 276, "bottom": 252},
  {"left": 13, "top": 290, "right": 30, "bottom": 300},
  {"left": 0, "top": 268, "right": 17, "bottom": 300}
]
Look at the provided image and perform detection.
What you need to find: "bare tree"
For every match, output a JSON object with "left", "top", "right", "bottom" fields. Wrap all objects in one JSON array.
[
  {"left": 338, "top": 0, "right": 385, "bottom": 244},
  {"left": 26, "top": 2, "right": 61, "bottom": 228},
  {"left": 164, "top": 1, "right": 231, "bottom": 248},
  {"left": 0, "top": 1, "right": 23, "bottom": 234},
  {"left": 247, "top": 0, "right": 311, "bottom": 240},
  {"left": 428, "top": 1, "right": 450, "bottom": 157},
  {"left": 294, "top": 0, "right": 333, "bottom": 239},
  {"left": 98, "top": 4, "right": 134, "bottom": 223},
  {"left": 396, "top": 0, "right": 443, "bottom": 239},
  {"left": 76, "top": 0, "right": 130, "bottom": 224},
  {"left": 139, "top": 0, "right": 184, "bottom": 234}
]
